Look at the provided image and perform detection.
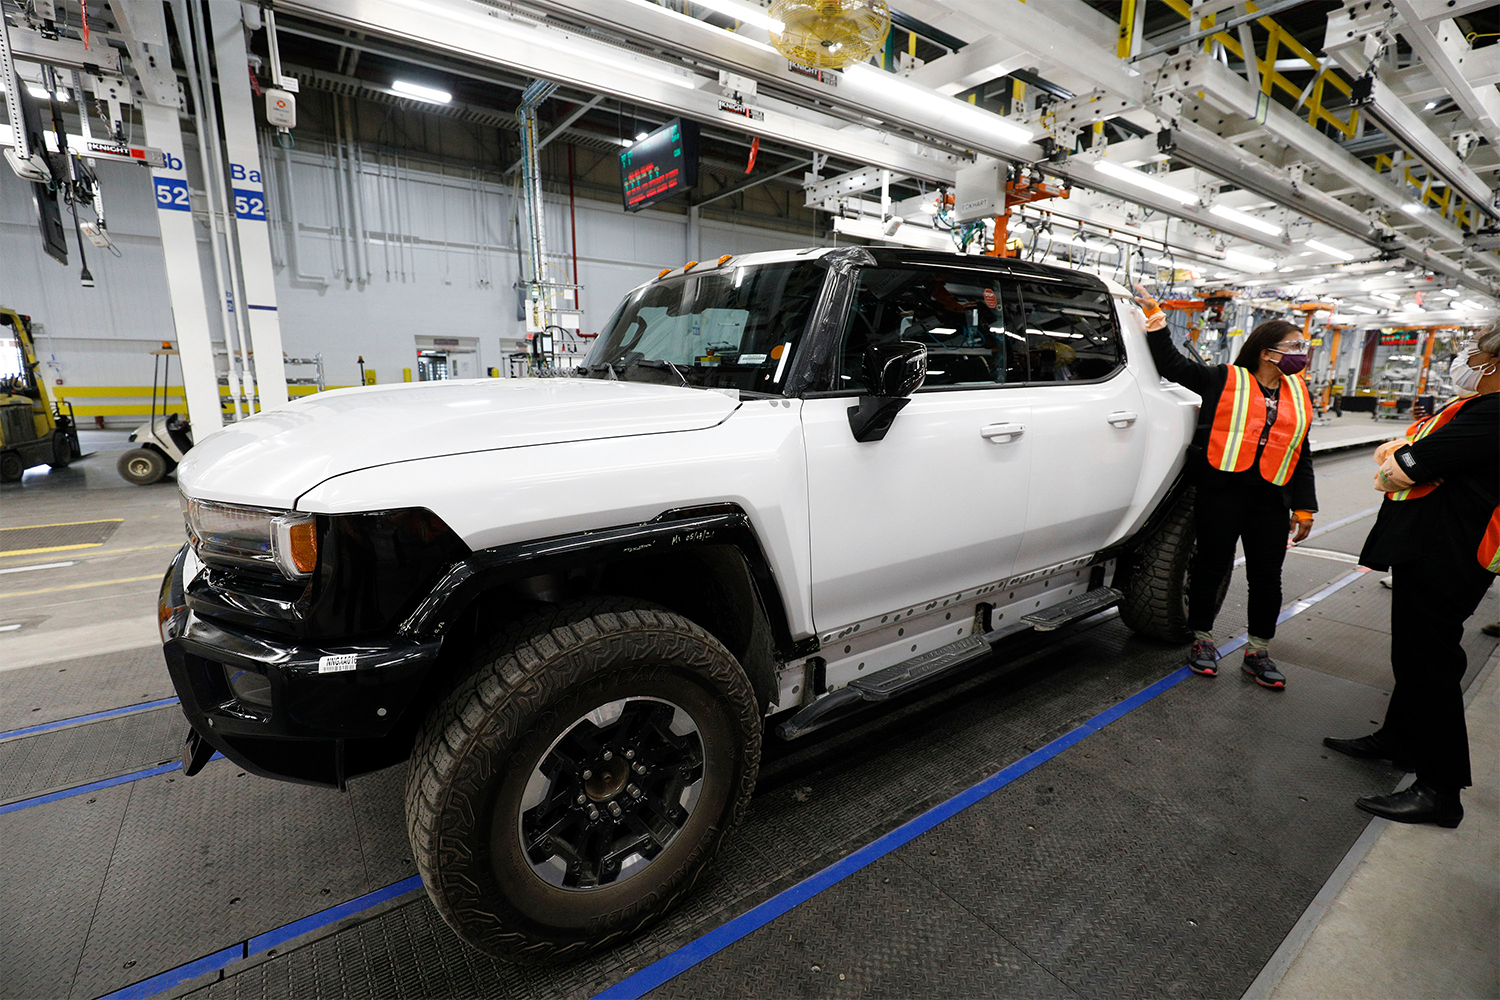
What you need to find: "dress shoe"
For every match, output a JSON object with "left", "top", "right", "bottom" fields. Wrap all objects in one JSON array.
[
  {"left": 1356, "top": 781, "right": 1463, "bottom": 828},
  {"left": 1324, "top": 733, "right": 1414, "bottom": 771}
]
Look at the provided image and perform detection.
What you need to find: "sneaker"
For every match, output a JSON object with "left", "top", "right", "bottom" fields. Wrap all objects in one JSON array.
[
  {"left": 1188, "top": 640, "right": 1220, "bottom": 677},
  {"left": 1242, "top": 649, "right": 1286, "bottom": 689}
]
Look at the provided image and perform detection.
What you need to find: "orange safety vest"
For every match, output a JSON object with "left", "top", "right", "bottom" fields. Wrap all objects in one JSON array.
[
  {"left": 1205, "top": 367, "right": 1311, "bottom": 486},
  {"left": 1385, "top": 393, "right": 1500, "bottom": 573}
]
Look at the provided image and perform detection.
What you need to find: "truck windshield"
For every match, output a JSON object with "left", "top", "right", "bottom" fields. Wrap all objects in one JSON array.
[{"left": 583, "top": 261, "right": 827, "bottom": 393}]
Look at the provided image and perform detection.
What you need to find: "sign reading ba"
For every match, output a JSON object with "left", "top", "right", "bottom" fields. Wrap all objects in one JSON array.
[{"left": 230, "top": 163, "right": 266, "bottom": 221}]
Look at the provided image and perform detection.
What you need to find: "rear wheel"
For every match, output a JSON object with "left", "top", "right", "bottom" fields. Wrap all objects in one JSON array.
[
  {"left": 405, "top": 599, "right": 760, "bottom": 962},
  {"left": 1119, "top": 486, "right": 1231, "bottom": 642},
  {"left": 117, "top": 447, "right": 166, "bottom": 485},
  {"left": 0, "top": 451, "right": 22, "bottom": 483}
]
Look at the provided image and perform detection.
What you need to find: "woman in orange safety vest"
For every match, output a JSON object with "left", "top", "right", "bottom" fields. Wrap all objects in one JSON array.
[
  {"left": 1324, "top": 320, "right": 1500, "bottom": 828},
  {"left": 1134, "top": 286, "right": 1317, "bottom": 689}
]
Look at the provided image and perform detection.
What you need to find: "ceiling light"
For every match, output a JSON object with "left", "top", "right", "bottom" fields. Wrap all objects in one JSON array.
[
  {"left": 1210, "top": 203, "right": 1282, "bottom": 235},
  {"left": 1424, "top": 101, "right": 1438, "bottom": 111},
  {"left": 635, "top": 131, "right": 649, "bottom": 141},
  {"left": 1299, "top": 251, "right": 1313, "bottom": 257},
  {"left": 25, "top": 83, "right": 66, "bottom": 102},
  {"left": 1384, "top": 270, "right": 1399, "bottom": 276},
  {"left": 1224, "top": 249, "right": 1274, "bottom": 273},
  {"left": 1348, "top": 305, "right": 1379, "bottom": 314},
  {"left": 690, "top": 0, "right": 785, "bottom": 33},
  {"left": 1373, "top": 292, "right": 1400, "bottom": 302},
  {"left": 1399, "top": 202, "right": 1427, "bottom": 216},
  {"left": 846, "top": 64, "right": 1034, "bottom": 146},
  {"left": 1458, "top": 300, "right": 1484, "bottom": 311},
  {"left": 1304, "top": 239, "right": 1354, "bottom": 261},
  {"left": 392, "top": 80, "right": 452, "bottom": 104},
  {"left": 1091, "top": 159, "right": 1197, "bottom": 205}
]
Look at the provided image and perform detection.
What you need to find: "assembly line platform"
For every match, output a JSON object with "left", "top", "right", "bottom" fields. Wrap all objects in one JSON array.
[{"left": 2, "top": 440, "right": 1497, "bottom": 1000}]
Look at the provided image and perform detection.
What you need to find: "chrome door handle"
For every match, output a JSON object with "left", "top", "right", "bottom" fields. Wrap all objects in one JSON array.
[
  {"left": 980, "top": 422, "right": 1026, "bottom": 442},
  {"left": 1107, "top": 410, "right": 1139, "bottom": 427}
]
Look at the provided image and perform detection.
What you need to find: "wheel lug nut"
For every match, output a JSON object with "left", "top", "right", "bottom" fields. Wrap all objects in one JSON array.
[
  {"left": 588, "top": 806, "right": 599, "bottom": 821},
  {"left": 602, "top": 750, "right": 613, "bottom": 761},
  {"left": 582, "top": 769, "right": 593, "bottom": 780},
  {"left": 632, "top": 762, "right": 645, "bottom": 774},
  {"left": 627, "top": 783, "right": 641, "bottom": 798},
  {"left": 607, "top": 801, "right": 622, "bottom": 818},
  {"left": 576, "top": 793, "right": 586, "bottom": 805},
  {"left": 625, "top": 749, "right": 635, "bottom": 760}
]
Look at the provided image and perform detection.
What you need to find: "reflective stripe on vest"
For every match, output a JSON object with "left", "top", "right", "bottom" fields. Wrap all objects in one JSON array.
[
  {"left": 1386, "top": 394, "right": 1487, "bottom": 501},
  {"left": 1480, "top": 508, "right": 1500, "bottom": 574},
  {"left": 1205, "top": 366, "right": 1310, "bottom": 485},
  {"left": 1262, "top": 372, "right": 1311, "bottom": 486}
]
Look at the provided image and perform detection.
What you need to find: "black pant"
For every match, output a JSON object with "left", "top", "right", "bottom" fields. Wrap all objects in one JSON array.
[
  {"left": 1189, "top": 480, "right": 1289, "bottom": 640},
  {"left": 1378, "top": 549, "right": 1493, "bottom": 788}
]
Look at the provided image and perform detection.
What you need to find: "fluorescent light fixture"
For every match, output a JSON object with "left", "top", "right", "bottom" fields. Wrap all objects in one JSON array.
[
  {"left": 1348, "top": 305, "right": 1379, "bottom": 314},
  {"left": 25, "top": 83, "right": 66, "bottom": 102},
  {"left": 1384, "top": 270, "right": 1399, "bottom": 276},
  {"left": 1438, "top": 288, "right": 1460, "bottom": 297},
  {"left": 690, "top": 0, "right": 785, "bottom": 32},
  {"left": 1210, "top": 203, "right": 1282, "bottom": 236},
  {"left": 1224, "top": 249, "right": 1274, "bottom": 273},
  {"left": 1424, "top": 101, "right": 1437, "bottom": 110},
  {"left": 635, "top": 131, "right": 649, "bottom": 141},
  {"left": 1304, "top": 239, "right": 1354, "bottom": 261},
  {"left": 1372, "top": 292, "right": 1400, "bottom": 302},
  {"left": 1091, "top": 159, "right": 1197, "bottom": 205},
  {"left": 392, "top": 80, "right": 452, "bottom": 104},
  {"left": 846, "top": 64, "right": 1033, "bottom": 146},
  {"left": 1399, "top": 202, "right": 1427, "bottom": 216},
  {"left": 1459, "top": 300, "right": 1484, "bottom": 311}
]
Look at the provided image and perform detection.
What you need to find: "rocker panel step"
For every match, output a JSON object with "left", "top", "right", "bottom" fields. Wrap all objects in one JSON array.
[
  {"left": 850, "top": 635, "right": 990, "bottom": 700},
  {"left": 1018, "top": 587, "right": 1122, "bottom": 631}
]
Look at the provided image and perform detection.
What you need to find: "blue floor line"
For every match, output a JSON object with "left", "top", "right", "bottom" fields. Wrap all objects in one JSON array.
[
  {"left": 0, "top": 697, "right": 181, "bottom": 742},
  {"left": 94, "top": 569, "right": 1372, "bottom": 1000},
  {"left": 0, "top": 753, "right": 224, "bottom": 817}
]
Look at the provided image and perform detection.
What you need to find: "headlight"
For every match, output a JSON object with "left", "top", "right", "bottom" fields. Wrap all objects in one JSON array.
[{"left": 183, "top": 497, "right": 318, "bottom": 580}]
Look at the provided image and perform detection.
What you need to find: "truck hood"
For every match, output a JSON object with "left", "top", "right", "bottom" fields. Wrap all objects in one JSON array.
[{"left": 177, "top": 378, "right": 742, "bottom": 508}]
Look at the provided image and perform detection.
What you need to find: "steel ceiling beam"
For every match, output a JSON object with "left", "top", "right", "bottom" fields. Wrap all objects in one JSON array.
[{"left": 1390, "top": 1, "right": 1500, "bottom": 149}]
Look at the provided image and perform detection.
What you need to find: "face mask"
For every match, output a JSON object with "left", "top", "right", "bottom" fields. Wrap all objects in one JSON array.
[
  {"left": 1449, "top": 342, "right": 1496, "bottom": 392},
  {"left": 1275, "top": 352, "right": 1307, "bottom": 376}
]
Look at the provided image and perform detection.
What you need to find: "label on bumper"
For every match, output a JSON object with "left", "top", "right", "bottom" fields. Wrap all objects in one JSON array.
[{"left": 317, "top": 653, "right": 357, "bottom": 674}]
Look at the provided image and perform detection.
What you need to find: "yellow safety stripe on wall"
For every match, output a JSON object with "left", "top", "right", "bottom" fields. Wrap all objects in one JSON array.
[{"left": 1267, "top": 373, "right": 1310, "bottom": 485}]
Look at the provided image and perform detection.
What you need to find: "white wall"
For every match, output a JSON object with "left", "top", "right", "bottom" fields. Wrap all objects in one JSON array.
[{"left": 0, "top": 131, "right": 827, "bottom": 407}]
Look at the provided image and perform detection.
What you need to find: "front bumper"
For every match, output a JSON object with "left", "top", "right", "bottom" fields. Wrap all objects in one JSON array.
[{"left": 159, "top": 545, "right": 443, "bottom": 786}]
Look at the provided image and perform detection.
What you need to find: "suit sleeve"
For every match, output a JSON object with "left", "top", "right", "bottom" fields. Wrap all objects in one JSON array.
[
  {"left": 1396, "top": 396, "right": 1500, "bottom": 484},
  {"left": 1146, "top": 327, "right": 1216, "bottom": 396}
]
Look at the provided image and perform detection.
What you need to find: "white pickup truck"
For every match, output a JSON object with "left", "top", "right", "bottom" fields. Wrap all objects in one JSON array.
[{"left": 159, "top": 246, "right": 1208, "bottom": 962}]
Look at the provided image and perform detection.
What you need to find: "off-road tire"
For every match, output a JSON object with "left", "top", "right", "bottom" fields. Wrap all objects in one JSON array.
[
  {"left": 117, "top": 447, "right": 166, "bottom": 485},
  {"left": 1119, "top": 486, "right": 1231, "bottom": 642},
  {"left": 405, "top": 598, "right": 761, "bottom": 963},
  {"left": 0, "top": 450, "right": 22, "bottom": 483}
]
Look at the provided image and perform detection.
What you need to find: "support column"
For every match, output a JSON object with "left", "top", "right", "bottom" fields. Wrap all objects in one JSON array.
[
  {"left": 141, "top": 100, "right": 224, "bottom": 435},
  {"left": 209, "top": 0, "right": 288, "bottom": 409}
]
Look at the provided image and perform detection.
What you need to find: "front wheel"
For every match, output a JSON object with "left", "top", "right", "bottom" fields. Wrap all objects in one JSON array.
[
  {"left": 48, "top": 429, "right": 72, "bottom": 468},
  {"left": 405, "top": 599, "right": 761, "bottom": 962},
  {"left": 1118, "top": 485, "right": 1231, "bottom": 642},
  {"left": 117, "top": 447, "right": 166, "bottom": 485}
]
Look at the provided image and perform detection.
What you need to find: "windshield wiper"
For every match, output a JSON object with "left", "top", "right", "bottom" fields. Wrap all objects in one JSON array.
[
  {"left": 578, "top": 362, "right": 620, "bottom": 380},
  {"left": 633, "top": 358, "right": 691, "bottom": 387}
]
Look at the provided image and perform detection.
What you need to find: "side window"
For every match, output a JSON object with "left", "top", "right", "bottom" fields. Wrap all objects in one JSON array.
[
  {"left": 837, "top": 266, "right": 1027, "bottom": 392},
  {"left": 1014, "top": 279, "right": 1124, "bottom": 383}
]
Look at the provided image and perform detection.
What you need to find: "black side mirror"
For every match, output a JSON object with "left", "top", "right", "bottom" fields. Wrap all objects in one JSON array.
[{"left": 848, "top": 341, "right": 927, "bottom": 442}]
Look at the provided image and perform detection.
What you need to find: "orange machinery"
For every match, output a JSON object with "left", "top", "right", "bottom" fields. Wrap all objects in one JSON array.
[{"left": 986, "top": 171, "right": 1070, "bottom": 258}]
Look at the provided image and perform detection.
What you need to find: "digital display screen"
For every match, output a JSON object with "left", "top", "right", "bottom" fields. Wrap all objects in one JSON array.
[
  {"left": 620, "top": 119, "right": 699, "bottom": 212},
  {"left": 1379, "top": 331, "right": 1420, "bottom": 346}
]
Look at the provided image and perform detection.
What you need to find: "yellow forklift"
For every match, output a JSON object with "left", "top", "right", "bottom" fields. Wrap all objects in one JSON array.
[{"left": 0, "top": 308, "right": 81, "bottom": 483}]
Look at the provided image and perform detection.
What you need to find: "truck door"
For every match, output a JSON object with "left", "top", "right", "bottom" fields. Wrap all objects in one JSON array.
[
  {"left": 1009, "top": 276, "right": 1146, "bottom": 573},
  {"left": 801, "top": 263, "right": 1034, "bottom": 635}
]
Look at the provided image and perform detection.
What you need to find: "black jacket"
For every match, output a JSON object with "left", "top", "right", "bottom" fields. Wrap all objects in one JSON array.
[
  {"left": 1360, "top": 392, "right": 1500, "bottom": 571},
  {"left": 1146, "top": 328, "right": 1317, "bottom": 512}
]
